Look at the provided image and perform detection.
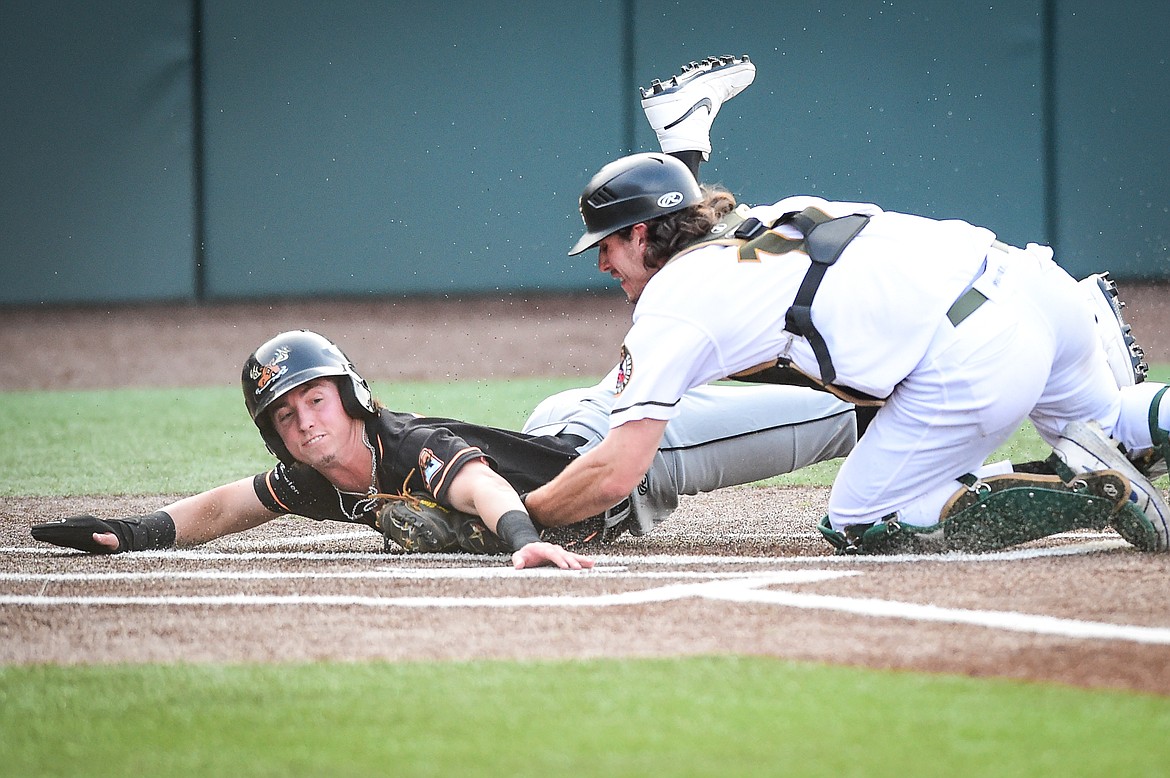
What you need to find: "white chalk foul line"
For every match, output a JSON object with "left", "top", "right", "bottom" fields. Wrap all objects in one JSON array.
[
  {"left": 711, "top": 588, "right": 1170, "bottom": 645},
  {"left": 0, "top": 570, "right": 849, "bottom": 608},
  {"left": 0, "top": 568, "right": 845, "bottom": 583},
  {"left": 0, "top": 538, "right": 1130, "bottom": 564},
  {"left": 2, "top": 566, "right": 1167, "bottom": 645}
]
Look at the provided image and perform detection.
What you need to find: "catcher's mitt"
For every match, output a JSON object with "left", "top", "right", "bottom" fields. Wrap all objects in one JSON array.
[{"left": 375, "top": 493, "right": 508, "bottom": 555}]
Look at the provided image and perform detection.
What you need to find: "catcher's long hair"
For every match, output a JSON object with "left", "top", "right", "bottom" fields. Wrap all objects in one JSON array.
[{"left": 623, "top": 185, "right": 737, "bottom": 271}]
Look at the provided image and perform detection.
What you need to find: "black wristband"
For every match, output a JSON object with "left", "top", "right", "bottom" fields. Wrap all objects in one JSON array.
[
  {"left": 136, "top": 510, "right": 178, "bottom": 550},
  {"left": 113, "top": 510, "right": 177, "bottom": 552},
  {"left": 495, "top": 510, "right": 542, "bottom": 553}
]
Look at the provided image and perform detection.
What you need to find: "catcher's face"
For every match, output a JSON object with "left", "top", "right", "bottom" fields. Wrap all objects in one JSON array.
[
  {"left": 598, "top": 224, "right": 654, "bottom": 303},
  {"left": 269, "top": 378, "right": 363, "bottom": 470}
]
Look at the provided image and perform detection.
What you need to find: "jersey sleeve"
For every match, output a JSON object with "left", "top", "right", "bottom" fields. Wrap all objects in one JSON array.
[
  {"left": 396, "top": 426, "right": 491, "bottom": 505},
  {"left": 609, "top": 316, "right": 722, "bottom": 428},
  {"left": 252, "top": 463, "right": 347, "bottom": 521}
]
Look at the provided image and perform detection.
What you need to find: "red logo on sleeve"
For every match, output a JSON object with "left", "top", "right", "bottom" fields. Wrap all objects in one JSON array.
[{"left": 615, "top": 345, "right": 634, "bottom": 395}]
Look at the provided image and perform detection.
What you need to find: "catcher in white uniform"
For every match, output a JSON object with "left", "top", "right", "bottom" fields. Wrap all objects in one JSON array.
[
  {"left": 523, "top": 56, "right": 860, "bottom": 539},
  {"left": 524, "top": 58, "right": 1170, "bottom": 554}
]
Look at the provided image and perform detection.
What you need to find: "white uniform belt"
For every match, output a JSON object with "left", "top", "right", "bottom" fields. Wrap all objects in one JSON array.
[{"left": 946, "top": 240, "right": 1014, "bottom": 326}]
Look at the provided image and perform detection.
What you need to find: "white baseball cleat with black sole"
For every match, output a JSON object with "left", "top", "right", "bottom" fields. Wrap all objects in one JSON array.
[
  {"left": 1080, "top": 271, "right": 1148, "bottom": 388},
  {"left": 1077, "top": 272, "right": 1166, "bottom": 477},
  {"left": 641, "top": 54, "right": 756, "bottom": 159},
  {"left": 1051, "top": 419, "right": 1170, "bottom": 551}
]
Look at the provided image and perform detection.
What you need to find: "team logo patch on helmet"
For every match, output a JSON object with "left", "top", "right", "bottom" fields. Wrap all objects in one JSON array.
[
  {"left": 657, "top": 191, "right": 684, "bottom": 208},
  {"left": 249, "top": 346, "right": 291, "bottom": 395},
  {"left": 615, "top": 345, "right": 634, "bottom": 395},
  {"left": 419, "top": 448, "right": 445, "bottom": 486}
]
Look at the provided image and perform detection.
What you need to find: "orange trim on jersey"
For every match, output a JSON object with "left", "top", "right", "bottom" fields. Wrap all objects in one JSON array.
[
  {"left": 263, "top": 471, "right": 293, "bottom": 513},
  {"left": 429, "top": 446, "right": 485, "bottom": 498}
]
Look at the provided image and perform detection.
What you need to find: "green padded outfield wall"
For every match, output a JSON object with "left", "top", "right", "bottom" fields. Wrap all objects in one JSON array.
[
  {"left": 198, "top": 0, "right": 624, "bottom": 298},
  {"left": 1052, "top": 1, "right": 1170, "bottom": 279},
  {"left": 197, "top": 0, "right": 1051, "bottom": 298},
  {"left": 1, "top": 1, "right": 1167, "bottom": 305},
  {"left": 636, "top": 1, "right": 1047, "bottom": 254},
  {"left": 0, "top": 1, "right": 196, "bottom": 305}
]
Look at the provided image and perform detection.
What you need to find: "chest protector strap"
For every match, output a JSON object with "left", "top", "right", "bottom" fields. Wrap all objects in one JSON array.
[
  {"left": 679, "top": 206, "right": 872, "bottom": 399},
  {"left": 779, "top": 209, "right": 870, "bottom": 386}
]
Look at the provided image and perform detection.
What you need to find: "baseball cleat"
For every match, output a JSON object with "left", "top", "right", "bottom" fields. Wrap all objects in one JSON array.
[
  {"left": 641, "top": 54, "right": 755, "bottom": 159},
  {"left": 1080, "top": 272, "right": 1148, "bottom": 388},
  {"left": 1050, "top": 419, "right": 1169, "bottom": 551}
]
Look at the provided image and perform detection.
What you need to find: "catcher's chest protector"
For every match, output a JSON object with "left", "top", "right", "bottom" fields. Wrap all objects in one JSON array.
[{"left": 672, "top": 206, "right": 880, "bottom": 405}]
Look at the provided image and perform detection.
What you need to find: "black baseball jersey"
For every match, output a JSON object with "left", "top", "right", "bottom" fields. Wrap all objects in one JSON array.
[{"left": 252, "top": 408, "right": 579, "bottom": 527}]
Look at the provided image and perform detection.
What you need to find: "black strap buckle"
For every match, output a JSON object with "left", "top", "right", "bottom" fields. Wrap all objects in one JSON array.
[{"left": 733, "top": 217, "right": 766, "bottom": 240}]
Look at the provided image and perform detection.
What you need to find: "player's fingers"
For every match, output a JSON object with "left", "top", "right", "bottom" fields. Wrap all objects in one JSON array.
[
  {"left": 558, "top": 551, "right": 593, "bottom": 570},
  {"left": 93, "top": 532, "right": 120, "bottom": 551}
]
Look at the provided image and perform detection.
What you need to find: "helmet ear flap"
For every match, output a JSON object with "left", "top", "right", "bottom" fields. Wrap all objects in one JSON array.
[
  {"left": 337, "top": 371, "right": 376, "bottom": 419},
  {"left": 259, "top": 422, "right": 295, "bottom": 466}
]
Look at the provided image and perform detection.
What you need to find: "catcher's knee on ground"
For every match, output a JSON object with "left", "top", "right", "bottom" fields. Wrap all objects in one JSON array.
[{"left": 817, "top": 468, "right": 1142, "bottom": 555}]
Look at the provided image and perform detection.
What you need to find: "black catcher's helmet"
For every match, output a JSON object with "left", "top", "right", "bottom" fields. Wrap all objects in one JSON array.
[
  {"left": 241, "top": 330, "right": 376, "bottom": 464},
  {"left": 568, "top": 152, "right": 702, "bottom": 255}
]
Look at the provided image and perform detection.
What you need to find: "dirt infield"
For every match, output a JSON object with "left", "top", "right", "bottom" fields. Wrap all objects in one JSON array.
[{"left": 4, "top": 288, "right": 1170, "bottom": 694}]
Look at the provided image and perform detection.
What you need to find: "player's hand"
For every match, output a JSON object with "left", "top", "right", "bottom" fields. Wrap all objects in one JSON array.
[
  {"left": 31, "top": 512, "right": 173, "bottom": 554},
  {"left": 31, "top": 515, "right": 126, "bottom": 554},
  {"left": 511, "top": 541, "right": 594, "bottom": 570}
]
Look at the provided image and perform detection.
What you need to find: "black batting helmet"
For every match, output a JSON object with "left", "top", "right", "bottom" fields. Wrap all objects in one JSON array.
[
  {"left": 568, "top": 152, "right": 702, "bottom": 256},
  {"left": 242, "top": 330, "right": 376, "bottom": 464}
]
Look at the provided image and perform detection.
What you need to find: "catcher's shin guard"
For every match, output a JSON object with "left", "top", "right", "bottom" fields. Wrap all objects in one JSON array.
[
  {"left": 1129, "top": 385, "right": 1170, "bottom": 480},
  {"left": 818, "top": 469, "right": 1132, "bottom": 555}
]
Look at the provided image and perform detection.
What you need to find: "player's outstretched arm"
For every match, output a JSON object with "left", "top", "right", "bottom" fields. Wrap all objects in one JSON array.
[
  {"left": 31, "top": 477, "right": 278, "bottom": 554},
  {"left": 526, "top": 418, "right": 666, "bottom": 527},
  {"left": 444, "top": 460, "right": 593, "bottom": 570},
  {"left": 164, "top": 477, "right": 280, "bottom": 546}
]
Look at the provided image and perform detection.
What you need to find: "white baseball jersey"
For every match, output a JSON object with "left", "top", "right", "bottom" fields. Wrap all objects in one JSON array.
[
  {"left": 602, "top": 194, "right": 1164, "bottom": 530},
  {"left": 610, "top": 196, "right": 995, "bottom": 428}
]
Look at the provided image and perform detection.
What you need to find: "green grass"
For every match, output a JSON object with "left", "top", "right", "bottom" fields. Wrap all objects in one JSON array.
[
  {"left": 0, "top": 377, "right": 589, "bottom": 496},
  {"left": 4, "top": 658, "right": 1169, "bottom": 777},
  {"left": 12, "top": 369, "right": 1161, "bottom": 495},
  {"left": 6, "top": 372, "right": 1170, "bottom": 775}
]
